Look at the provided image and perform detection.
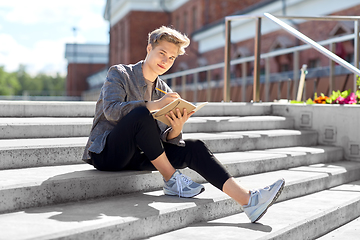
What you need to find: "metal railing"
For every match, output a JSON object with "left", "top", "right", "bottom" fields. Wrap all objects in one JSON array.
[
  {"left": 224, "top": 13, "right": 360, "bottom": 102},
  {"left": 162, "top": 14, "right": 360, "bottom": 102}
]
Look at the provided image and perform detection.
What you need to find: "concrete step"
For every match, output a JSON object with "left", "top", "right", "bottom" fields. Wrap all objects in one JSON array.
[
  {"left": 0, "top": 118, "right": 93, "bottom": 139},
  {"left": 0, "top": 101, "right": 271, "bottom": 118},
  {"left": 317, "top": 216, "right": 360, "bottom": 240},
  {"left": 0, "top": 137, "right": 87, "bottom": 170},
  {"left": 0, "top": 146, "right": 344, "bottom": 213},
  {"left": 0, "top": 115, "right": 293, "bottom": 139},
  {"left": 186, "top": 129, "right": 318, "bottom": 153},
  {"left": 0, "top": 129, "right": 317, "bottom": 170},
  {"left": 183, "top": 116, "right": 294, "bottom": 133},
  {"left": 194, "top": 102, "right": 272, "bottom": 117},
  {"left": 0, "top": 100, "right": 96, "bottom": 117},
  {"left": 0, "top": 162, "right": 359, "bottom": 240},
  {"left": 150, "top": 181, "right": 360, "bottom": 240}
]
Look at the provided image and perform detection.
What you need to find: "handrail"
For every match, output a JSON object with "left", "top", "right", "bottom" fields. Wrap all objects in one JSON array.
[
  {"left": 223, "top": 14, "right": 360, "bottom": 102},
  {"left": 225, "top": 14, "right": 360, "bottom": 21},
  {"left": 264, "top": 13, "right": 360, "bottom": 76}
]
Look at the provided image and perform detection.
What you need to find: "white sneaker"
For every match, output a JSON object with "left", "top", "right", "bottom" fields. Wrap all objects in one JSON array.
[
  {"left": 163, "top": 170, "right": 205, "bottom": 198},
  {"left": 243, "top": 178, "right": 285, "bottom": 223}
]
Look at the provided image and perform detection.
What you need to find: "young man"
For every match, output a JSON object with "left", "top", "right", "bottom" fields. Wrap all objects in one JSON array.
[{"left": 82, "top": 26, "right": 285, "bottom": 223}]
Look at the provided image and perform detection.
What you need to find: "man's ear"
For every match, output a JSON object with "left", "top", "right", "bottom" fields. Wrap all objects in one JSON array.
[{"left": 146, "top": 44, "right": 152, "bottom": 54}]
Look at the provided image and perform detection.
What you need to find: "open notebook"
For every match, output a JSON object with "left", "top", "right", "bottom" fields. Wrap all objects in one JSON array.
[{"left": 152, "top": 99, "right": 208, "bottom": 126}]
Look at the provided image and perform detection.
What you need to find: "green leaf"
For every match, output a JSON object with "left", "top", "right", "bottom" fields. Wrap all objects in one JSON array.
[
  {"left": 329, "top": 90, "right": 341, "bottom": 101},
  {"left": 325, "top": 98, "right": 332, "bottom": 104},
  {"left": 306, "top": 98, "right": 314, "bottom": 104},
  {"left": 341, "top": 90, "right": 350, "bottom": 98},
  {"left": 290, "top": 100, "right": 304, "bottom": 104}
]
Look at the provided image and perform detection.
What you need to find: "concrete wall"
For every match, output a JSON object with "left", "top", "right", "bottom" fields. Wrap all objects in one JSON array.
[{"left": 272, "top": 103, "right": 360, "bottom": 161}]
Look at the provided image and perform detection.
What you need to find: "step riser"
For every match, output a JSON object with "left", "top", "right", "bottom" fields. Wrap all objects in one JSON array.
[
  {"left": 0, "top": 146, "right": 85, "bottom": 170},
  {"left": 0, "top": 133, "right": 317, "bottom": 170},
  {"left": 195, "top": 103, "right": 272, "bottom": 117},
  {"left": 222, "top": 148, "right": 343, "bottom": 178},
  {"left": 0, "top": 124, "right": 92, "bottom": 139},
  {"left": 0, "top": 117, "right": 293, "bottom": 139},
  {"left": 0, "top": 149, "right": 343, "bottom": 214},
  {"left": 183, "top": 119, "right": 293, "bottom": 133},
  {"left": 0, "top": 101, "right": 96, "bottom": 117},
  {"left": 203, "top": 132, "right": 317, "bottom": 153},
  {"left": 48, "top": 166, "right": 360, "bottom": 240}
]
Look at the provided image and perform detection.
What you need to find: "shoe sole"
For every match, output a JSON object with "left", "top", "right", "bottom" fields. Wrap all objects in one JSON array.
[
  {"left": 253, "top": 178, "right": 285, "bottom": 223},
  {"left": 164, "top": 187, "right": 205, "bottom": 198}
]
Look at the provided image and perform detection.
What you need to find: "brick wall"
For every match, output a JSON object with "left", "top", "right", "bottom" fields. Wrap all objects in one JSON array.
[
  {"left": 109, "top": 11, "right": 170, "bottom": 66},
  {"left": 66, "top": 63, "right": 106, "bottom": 96}
]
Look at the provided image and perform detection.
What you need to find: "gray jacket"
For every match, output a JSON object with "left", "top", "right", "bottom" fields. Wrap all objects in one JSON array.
[{"left": 82, "top": 60, "right": 185, "bottom": 163}]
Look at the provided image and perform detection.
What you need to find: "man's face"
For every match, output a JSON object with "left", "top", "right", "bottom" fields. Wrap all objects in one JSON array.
[{"left": 146, "top": 40, "right": 178, "bottom": 76}]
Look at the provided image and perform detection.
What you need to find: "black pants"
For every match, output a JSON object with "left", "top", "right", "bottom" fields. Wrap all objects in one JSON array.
[{"left": 90, "top": 106, "right": 231, "bottom": 190}]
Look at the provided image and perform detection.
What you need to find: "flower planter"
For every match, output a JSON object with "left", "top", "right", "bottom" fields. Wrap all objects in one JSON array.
[{"left": 272, "top": 103, "right": 360, "bottom": 161}]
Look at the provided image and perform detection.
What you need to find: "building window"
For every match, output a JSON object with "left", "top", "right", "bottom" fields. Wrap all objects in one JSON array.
[
  {"left": 184, "top": 11, "right": 188, "bottom": 34},
  {"left": 280, "top": 64, "right": 290, "bottom": 72},
  {"left": 176, "top": 15, "right": 180, "bottom": 30},
  {"left": 345, "top": 53, "right": 354, "bottom": 64},
  {"left": 308, "top": 58, "right": 321, "bottom": 69},
  {"left": 192, "top": 7, "right": 197, "bottom": 32}
]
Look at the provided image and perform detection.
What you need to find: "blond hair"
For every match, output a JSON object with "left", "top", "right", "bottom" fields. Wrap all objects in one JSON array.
[{"left": 148, "top": 26, "right": 190, "bottom": 56}]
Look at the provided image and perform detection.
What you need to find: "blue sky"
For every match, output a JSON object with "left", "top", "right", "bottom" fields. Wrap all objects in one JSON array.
[{"left": 0, "top": 0, "right": 109, "bottom": 76}]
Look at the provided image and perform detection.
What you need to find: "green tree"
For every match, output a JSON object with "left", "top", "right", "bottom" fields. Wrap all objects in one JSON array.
[
  {"left": 34, "top": 72, "right": 66, "bottom": 96},
  {"left": 0, "top": 66, "right": 21, "bottom": 95},
  {"left": 17, "top": 65, "right": 43, "bottom": 95},
  {"left": 0, "top": 65, "right": 66, "bottom": 96}
]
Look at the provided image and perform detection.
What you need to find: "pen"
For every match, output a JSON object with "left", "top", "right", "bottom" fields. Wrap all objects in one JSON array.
[{"left": 156, "top": 88, "right": 167, "bottom": 94}]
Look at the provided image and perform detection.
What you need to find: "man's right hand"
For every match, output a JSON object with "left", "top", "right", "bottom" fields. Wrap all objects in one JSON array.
[{"left": 146, "top": 92, "right": 181, "bottom": 112}]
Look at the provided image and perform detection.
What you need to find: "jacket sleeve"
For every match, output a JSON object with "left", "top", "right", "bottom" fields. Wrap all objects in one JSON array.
[{"left": 102, "top": 67, "right": 146, "bottom": 123}]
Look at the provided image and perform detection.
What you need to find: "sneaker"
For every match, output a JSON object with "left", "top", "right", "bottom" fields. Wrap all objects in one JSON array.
[
  {"left": 163, "top": 170, "right": 205, "bottom": 198},
  {"left": 243, "top": 178, "right": 285, "bottom": 223}
]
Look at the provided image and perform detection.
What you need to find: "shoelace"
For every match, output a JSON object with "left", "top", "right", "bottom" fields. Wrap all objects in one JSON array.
[
  {"left": 251, "top": 189, "right": 263, "bottom": 200},
  {"left": 174, "top": 174, "right": 193, "bottom": 197}
]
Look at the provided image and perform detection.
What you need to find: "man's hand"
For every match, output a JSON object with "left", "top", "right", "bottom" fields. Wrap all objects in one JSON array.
[
  {"left": 166, "top": 108, "right": 195, "bottom": 140},
  {"left": 146, "top": 92, "right": 180, "bottom": 112}
]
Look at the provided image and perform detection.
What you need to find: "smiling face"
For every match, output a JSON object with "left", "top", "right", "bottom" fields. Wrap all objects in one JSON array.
[{"left": 143, "top": 40, "right": 179, "bottom": 81}]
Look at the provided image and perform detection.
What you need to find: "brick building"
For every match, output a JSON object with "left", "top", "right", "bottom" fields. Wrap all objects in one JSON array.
[
  {"left": 65, "top": 44, "right": 108, "bottom": 97},
  {"left": 99, "top": 0, "right": 360, "bottom": 102}
]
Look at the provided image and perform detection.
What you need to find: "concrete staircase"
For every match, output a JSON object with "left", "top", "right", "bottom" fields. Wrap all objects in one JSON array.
[{"left": 0, "top": 100, "right": 359, "bottom": 240}]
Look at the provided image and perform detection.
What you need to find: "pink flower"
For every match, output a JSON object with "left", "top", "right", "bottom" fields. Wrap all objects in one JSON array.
[
  {"left": 344, "top": 93, "right": 357, "bottom": 104},
  {"left": 336, "top": 96, "right": 345, "bottom": 104}
]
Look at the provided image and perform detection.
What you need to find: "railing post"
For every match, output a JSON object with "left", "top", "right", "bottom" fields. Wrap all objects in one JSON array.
[
  {"left": 181, "top": 75, "right": 186, "bottom": 99},
  {"left": 223, "top": 18, "right": 231, "bottom": 102},
  {"left": 354, "top": 20, "right": 360, "bottom": 91},
  {"left": 242, "top": 62, "right": 247, "bottom": 102},
  {"left": 206, "top": 70, "right": 211, "bottom": 101},
  {"left": 287, "top": 78, "right": 291, "bottom": 99},
  {"left": 193, "top": 72, "right": 198, "bottom": 102},
  {"left": 329, "top": 43, "right": 335, "bottom": 93},
  {"left": 253, "top": 17, "right": 261, "bottom": 102},
  {"left": 265, "top": 57, "right": 270, "bottom": 102},
  {"left": 171, "top": 77, "right": 176, "bottom": 91},
  {"left": 293, "top": 50, "right": 299, "bottom": 100}
]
